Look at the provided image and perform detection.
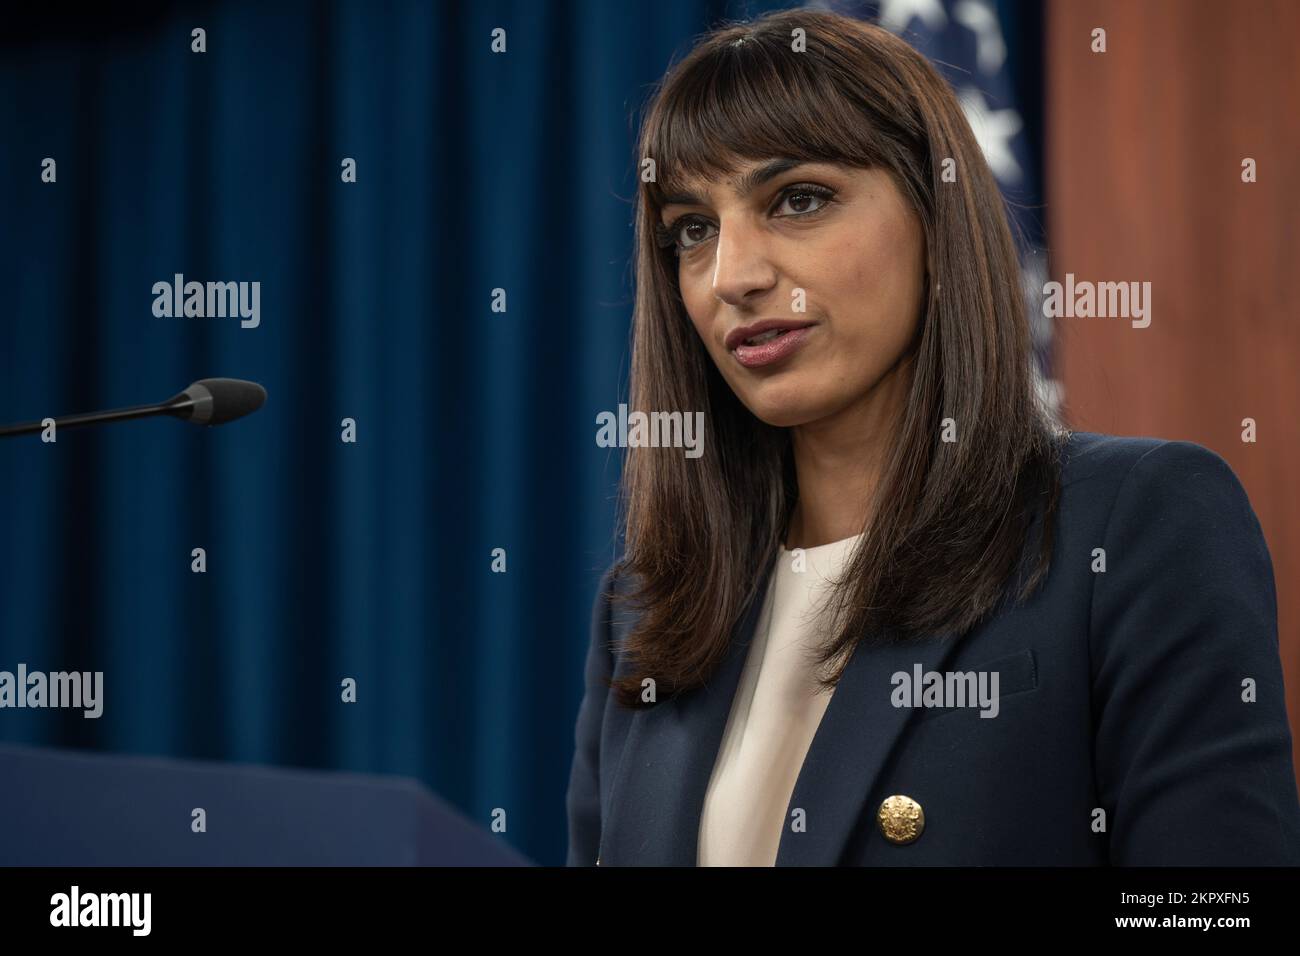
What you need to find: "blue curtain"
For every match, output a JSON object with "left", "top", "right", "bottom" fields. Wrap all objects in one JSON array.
[{"left": 0, "top": 0, "right": 1037, "bottom": 866}]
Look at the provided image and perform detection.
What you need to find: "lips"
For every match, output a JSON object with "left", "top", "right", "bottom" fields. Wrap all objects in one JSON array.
[
  {"left": 724, "top": 319, "right": 816, "bottom": 351},
  {"left": 725, "top": 319, "right": 816, "bottom": 369}
]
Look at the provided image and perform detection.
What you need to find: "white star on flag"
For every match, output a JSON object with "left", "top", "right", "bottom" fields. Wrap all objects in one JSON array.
[
  {"left": 954, "top": 0, "right": 1007, "bottom": 74},
  {"left": 876, "top": 0, "right": 948, "bottom": 33},
  {"left": 958, "top": 86, "right": 1023, "bottom": 185}
]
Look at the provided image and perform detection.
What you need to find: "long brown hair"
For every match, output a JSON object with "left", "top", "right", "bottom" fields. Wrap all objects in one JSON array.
[{"left": 609, "top": 8, "right": 1066, "bottom": 708}]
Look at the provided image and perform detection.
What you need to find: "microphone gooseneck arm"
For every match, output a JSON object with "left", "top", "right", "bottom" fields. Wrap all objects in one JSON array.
[
  {"left": 0, "top": 379, "right": 263, "bottom": 439},
  {"left": 0, "top": 401, "right": 181, "bottom": 437}
]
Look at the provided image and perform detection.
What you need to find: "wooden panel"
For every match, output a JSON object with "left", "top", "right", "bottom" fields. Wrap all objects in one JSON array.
[{"left": 1047, "top": 0, "right": 1300, "bottom": 786}]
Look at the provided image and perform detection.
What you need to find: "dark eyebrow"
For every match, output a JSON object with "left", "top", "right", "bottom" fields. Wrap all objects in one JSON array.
[{"left": 660, "top": 158, "right": 806, "bottom": 207}]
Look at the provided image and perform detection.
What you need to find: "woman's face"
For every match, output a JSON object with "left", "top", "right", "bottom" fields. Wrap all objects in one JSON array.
[{"left": 660, "top": 158, "right": 927, "bottom": 429}]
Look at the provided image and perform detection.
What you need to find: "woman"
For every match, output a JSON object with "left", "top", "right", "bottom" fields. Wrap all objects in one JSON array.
[{"left": 566, "top": 9, "right": 1300, "bottom": 866}]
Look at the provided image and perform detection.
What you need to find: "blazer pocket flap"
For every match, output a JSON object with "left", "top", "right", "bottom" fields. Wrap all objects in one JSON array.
[{"left": 910, "top": 648, "right": 1038, "bottom": 722}]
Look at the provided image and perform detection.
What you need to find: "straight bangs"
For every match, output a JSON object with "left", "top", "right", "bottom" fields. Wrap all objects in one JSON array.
[{"left": 640, "top": 31, "right": 893, "bottom": 219}]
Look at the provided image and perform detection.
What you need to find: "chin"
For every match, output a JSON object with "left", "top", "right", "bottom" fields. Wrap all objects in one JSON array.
[{"left": 736, "top": 383, "right": 829, "bottom": 429}]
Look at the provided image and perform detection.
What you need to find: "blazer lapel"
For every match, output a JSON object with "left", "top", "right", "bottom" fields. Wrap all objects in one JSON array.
[
  {"left": 599, "top": 552, "right": 968, "bottom": 867},
  {"left": 599, "top": 552, "right": 776, "bottom": 866},
  {"left": 774, "top": 624, "right": 966, "bottom": 865}
]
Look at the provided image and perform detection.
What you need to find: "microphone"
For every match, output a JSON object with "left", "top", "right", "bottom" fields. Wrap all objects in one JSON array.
[{"left": 0, "top": 378, "right": 267, "bottom": 438}]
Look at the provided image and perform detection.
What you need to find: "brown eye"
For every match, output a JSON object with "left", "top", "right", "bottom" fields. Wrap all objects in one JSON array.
[
  {"left": 662, "top": 216, "right": 718, "bottom": 252},
  {"left": 681, "top": 220, "right": 717, "bottom": 247},
  {"left": 773, "top": 184, "right": 835, "bottom": 218}
]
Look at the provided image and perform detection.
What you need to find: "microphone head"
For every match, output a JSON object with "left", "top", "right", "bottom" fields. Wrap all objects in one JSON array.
[{"left": 178, "top": 378, "right": 267, "bottom": 426}]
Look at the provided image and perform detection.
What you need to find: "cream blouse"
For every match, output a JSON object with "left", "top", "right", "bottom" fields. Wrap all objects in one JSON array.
[{"left": 697, "top": 533, "right": 863, "bottom": 866}]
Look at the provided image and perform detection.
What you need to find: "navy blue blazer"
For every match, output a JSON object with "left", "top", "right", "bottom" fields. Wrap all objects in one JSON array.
[{"left": 566, "top": 431, "right": 1300, "bottom": 865}]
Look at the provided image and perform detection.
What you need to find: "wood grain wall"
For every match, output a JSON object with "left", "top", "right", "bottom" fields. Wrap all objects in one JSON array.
[{"left": 1046, "top": 0, "right": 1300, "bottom": 784}]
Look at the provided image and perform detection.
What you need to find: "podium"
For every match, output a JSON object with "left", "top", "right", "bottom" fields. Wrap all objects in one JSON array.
[{"left": 0, "top": 742, "right": 533, "bottom": 866}]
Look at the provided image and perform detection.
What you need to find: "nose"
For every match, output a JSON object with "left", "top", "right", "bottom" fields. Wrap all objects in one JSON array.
[{"left": 711, "top": 218, "right": 778, "bottom": 307}]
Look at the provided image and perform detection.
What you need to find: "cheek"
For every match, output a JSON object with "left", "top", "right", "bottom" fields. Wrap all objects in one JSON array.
[
  {"left": 678, "top": 266, "right": 719, "bottom": 344},
  {"left": 831, "top": 218, "right": 925, "bottom": 345}
]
